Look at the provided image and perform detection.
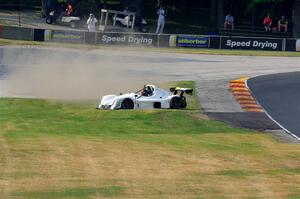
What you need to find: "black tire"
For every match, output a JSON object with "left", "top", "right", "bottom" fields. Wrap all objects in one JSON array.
[
  {"left": 170, "top": 97, "right": 182, "bottom": 109},
  {"left": 181, "top": 96, "right": 187, "bottom": 108},
  {"left": 121, "top": 98, "right": 134, "bottom": 109},
  {"left": 46, "top": 16, "right": 53, "bottom": 24}
]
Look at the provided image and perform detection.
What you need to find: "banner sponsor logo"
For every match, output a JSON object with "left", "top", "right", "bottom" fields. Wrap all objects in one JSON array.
[
  {"left": 100, "top": 34, "right": 154, "bottom": 46},
  {"left": 226, "top": 40, "right": 278, "bottom": 49},
  {"left": 222, "top": 38, "right": 282, "bottom": 51},
  {"left": 176, "top": 36, "right": 208, "bottom": 47},
  {"left": 51, "top": 30, "right": 83, "bottom": 43},
  {"left": 128, "top": 35, "right": 153, "bottom": 45}
]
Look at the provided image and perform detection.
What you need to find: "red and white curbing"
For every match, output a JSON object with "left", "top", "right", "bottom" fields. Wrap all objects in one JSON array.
[{"left": 230, "top": 77, "right": 263, "bottom": 113}]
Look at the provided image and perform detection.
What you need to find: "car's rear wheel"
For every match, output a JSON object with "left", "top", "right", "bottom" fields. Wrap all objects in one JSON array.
[
  {"left": 121, "top": 98, "right": 134, "bottom": 109},
  {"left": 170, "top": 97, "right": 182, "bottom": 109},
  {"left": 181, "top": 96, "right": 187, "bottom": 108}
]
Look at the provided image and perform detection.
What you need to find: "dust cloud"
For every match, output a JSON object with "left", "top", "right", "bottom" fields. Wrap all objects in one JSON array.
[{"left": 0, "top": 47, "right": 164, "bottom": 101}]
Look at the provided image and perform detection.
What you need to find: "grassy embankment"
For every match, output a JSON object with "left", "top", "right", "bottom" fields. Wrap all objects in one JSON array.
[
  {"left": 1, "top": 81, "right": 300, "bottom": 199},
  {"left": 1, "top": 38, "right": 300, "bottom": 57}
]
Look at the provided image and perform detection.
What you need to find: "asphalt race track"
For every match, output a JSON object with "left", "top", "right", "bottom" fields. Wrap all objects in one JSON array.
[{"left": 248, "top": 72, "right": 300, "bottom": 139}]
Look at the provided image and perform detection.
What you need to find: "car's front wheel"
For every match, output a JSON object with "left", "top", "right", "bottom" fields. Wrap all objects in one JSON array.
[
  {"left": 121, "top": 98, "right": 134, "bottom": 109},
  {"left": 46, "top": 16, "right": 53, "bottom": 24},
  {"left": 170, "top": 97, "right": 182, "bottom": 109}
]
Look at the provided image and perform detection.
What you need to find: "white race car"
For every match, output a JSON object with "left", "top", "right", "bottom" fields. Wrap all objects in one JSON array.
[{"left": 98, "top": 85, "right": 193, "bottom": 110}]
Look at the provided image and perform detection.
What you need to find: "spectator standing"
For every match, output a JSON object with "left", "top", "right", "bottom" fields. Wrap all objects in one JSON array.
[
  {"left": 66, "top": 2, "right": 74, "bottom": 16},
  {"left": 224, "top": 12, "right": 234, "bottom": 30},
  {"left": 87, "top": 13, "right": 98, "bottom": 32},
  {"left": 155, "top": 4, "right": 166, "bottom": 34},
  {"left": 263, "top": 14, "right": 272, "bottom": 32},
  {"left": 278, "top": 15, "right": 288, "bottom": 32}
]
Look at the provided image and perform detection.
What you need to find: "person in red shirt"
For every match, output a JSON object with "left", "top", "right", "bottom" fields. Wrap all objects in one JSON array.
[
  {"left": 263, "top": 14, "right": 272, "bottom": 32},
  {"left": 66, "top": 2, "right": 73, "bottom": 16}
]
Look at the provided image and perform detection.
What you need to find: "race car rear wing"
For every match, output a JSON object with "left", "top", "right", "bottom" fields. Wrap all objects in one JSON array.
[{"left": 170, "top": 87, "right": 193, "bottom": 96}]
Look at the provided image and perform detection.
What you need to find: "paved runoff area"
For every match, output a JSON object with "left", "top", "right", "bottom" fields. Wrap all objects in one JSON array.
[{"left": 0, "top": 46, "right": 300, "bottom": 142}]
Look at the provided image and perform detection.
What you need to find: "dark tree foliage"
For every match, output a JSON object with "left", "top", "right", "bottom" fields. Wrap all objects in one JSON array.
[
  {"left": 247, "top": 0, "right": 284, "bottom": 9},
  {"left": 10, "top": 0, "right": 299, "bottom": 36}
]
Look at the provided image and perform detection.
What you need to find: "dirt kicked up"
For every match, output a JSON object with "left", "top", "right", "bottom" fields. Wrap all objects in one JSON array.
[
  {"left": 0, "top": 46, "right": 156, "bottom": 100},
  {"left": 1, "top": 45, "right": 300, "bottom": 102}
]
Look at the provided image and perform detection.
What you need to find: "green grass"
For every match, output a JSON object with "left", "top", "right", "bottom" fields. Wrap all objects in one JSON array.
[
  {"left": 1, "top": 38, "right": 300, "bottom": 57},
  {"left": 0, "top": 81, "right": 246, "bottom": 140},
  {"left": 164, "top": 47, "right": 300, "bottom": 57},
  {"left": 1, "top": 81, "right": 300, "bottom": 199},
  {"left": 13, "top": 186, "right": 125, "bottom": 199}
]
